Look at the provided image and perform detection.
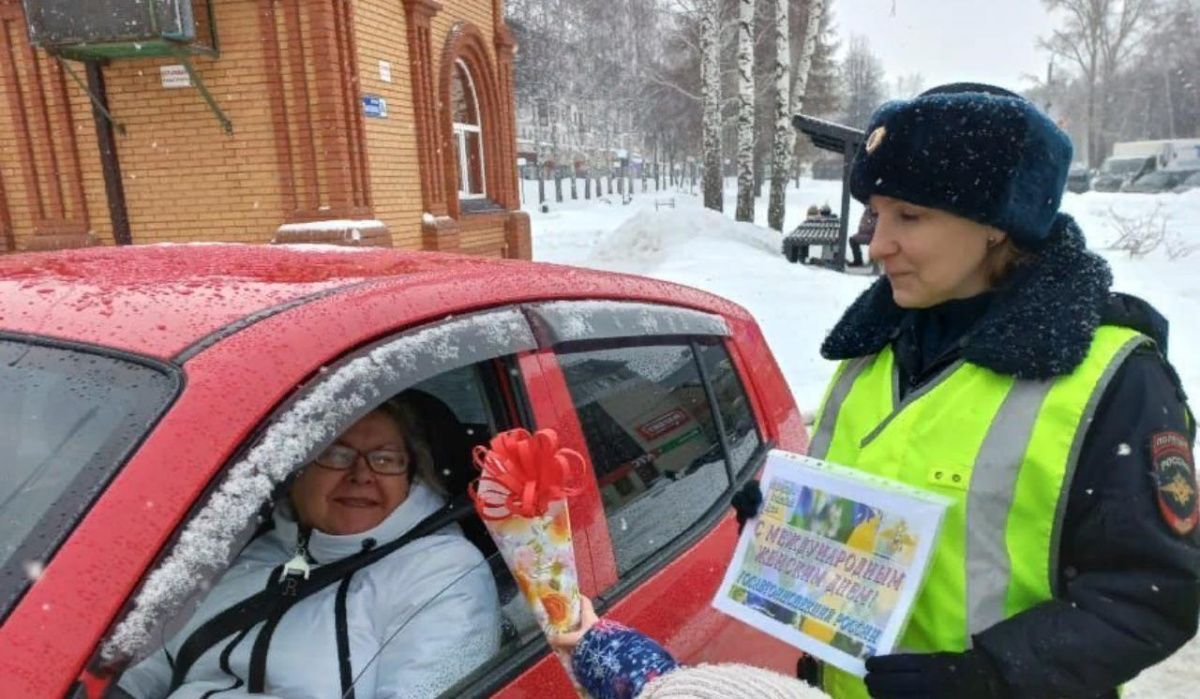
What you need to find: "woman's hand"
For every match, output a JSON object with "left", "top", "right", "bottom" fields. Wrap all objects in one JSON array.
[{"left": 549, "top": 595, "right": 599, "bottom": 652}]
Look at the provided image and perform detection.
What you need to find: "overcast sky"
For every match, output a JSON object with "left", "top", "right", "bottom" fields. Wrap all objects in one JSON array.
[{"left": 832, "top": 0, "right": 1059, "bottom": 97}]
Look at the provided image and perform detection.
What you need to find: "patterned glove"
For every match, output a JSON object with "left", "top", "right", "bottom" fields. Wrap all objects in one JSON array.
[{"left": 571, "top": 619, "right": 680, "bottom": 699}]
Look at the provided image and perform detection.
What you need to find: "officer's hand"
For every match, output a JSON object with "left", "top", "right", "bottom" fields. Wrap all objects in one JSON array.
[
  {"left": 731, "top": 479, "right": 763, "bottom": 533},
  {"left": 864, "top": 650, "right": 1008, "bottom": 698}
]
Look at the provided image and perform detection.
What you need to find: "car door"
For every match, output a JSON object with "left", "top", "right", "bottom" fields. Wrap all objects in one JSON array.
[
  {"left": 77, "top": 306, "right": 608, "bottom": 699},
  {"left": 500, "top": 300, "right": 802, "bottom": 693}
]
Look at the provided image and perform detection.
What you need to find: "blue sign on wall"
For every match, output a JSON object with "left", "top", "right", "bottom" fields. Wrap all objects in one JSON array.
[{"left": 363, "top": 95, "right": 388, "bottom": 118}]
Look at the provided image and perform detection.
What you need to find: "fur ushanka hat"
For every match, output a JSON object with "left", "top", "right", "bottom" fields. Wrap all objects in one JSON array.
[{"left": 849, "top": 82, "right": 1073, "bottom": 250}]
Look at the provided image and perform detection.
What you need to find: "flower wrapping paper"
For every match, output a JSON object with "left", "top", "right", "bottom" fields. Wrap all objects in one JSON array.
[{"left": 471, "top": 428, "right": 588, "bottom": 695}]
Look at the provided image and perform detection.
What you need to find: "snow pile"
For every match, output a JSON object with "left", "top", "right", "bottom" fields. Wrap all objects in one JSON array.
[
  {"left": 532, "top": 193, "right": 873, "bottom": 415},
  {"left": 589, "top": 205, "right": 780, "bottom": 272}
]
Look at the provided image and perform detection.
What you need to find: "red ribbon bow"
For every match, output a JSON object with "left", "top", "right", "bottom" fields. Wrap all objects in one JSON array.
[{"left": 469, "top": 428, "right": 586, "bottom": 520}]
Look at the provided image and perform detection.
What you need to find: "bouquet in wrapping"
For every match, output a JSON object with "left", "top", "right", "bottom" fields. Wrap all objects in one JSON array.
[{"left": 469, "top": 428, "right": 588, "bottom": 694}]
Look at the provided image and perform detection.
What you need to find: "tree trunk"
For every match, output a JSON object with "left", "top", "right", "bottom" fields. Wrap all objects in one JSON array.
[
  {"left": 1086, "top": 53, "right": 1098, "bottom": 167},
  {"left": 735, "top": 0, "right": 757, "bottom": 222},
  {"left": 767, "top": 0, "right": 792, "bottom": 232},
  {"left": 753, "top": 141, "right": 766, "bottom": 198},
  {"left": 769, "top": 0, "right": 822, "bottom": 232},
  {"left": 1163, "top": 62, "right": 1176, "bottom": 138},
  {"left": 570, "top": 174, "right": 578, "bottom": 200},
  {"left": 585, "top": 177, "right": 591, "bottom": 199},
  {"left": 555, "top": 173, "right": 563, "bottom": 202},
  {"left": 700, "top": 0, "right": 723, "bottom": 211}
]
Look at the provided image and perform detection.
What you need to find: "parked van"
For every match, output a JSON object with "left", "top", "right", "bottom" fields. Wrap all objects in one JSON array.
[
  {"left": 1092, "top": 139, "right": 1200, "bottom": 192},
  {"left": 1161, "top": 140, "right": 1200, "bottom": 172}
]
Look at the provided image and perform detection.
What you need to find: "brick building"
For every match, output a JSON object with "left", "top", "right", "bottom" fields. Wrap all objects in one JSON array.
[{"left": 0, "top": 0, "right": 529, "bottom": 257}]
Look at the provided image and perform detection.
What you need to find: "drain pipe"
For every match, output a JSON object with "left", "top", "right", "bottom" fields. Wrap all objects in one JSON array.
[{"left": 84, "top": 61, "right": 131, "bottom": 246}]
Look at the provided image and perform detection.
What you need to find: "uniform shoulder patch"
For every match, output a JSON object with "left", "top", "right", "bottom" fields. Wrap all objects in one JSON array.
[{"left": 1150, "top": 431, "right": 1198, "bottom": 536}]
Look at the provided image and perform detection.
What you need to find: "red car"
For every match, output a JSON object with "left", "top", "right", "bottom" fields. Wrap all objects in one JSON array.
[{"left": 0, "top": 245, "right": 806, "bottom": 698}]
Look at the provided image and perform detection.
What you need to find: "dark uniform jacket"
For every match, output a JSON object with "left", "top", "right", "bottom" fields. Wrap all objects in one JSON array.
[{"left": 820, "top": 214, "right": 1200, "bottom": 698}]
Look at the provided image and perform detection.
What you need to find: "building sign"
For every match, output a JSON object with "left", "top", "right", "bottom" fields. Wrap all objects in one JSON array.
[
  {"left": 635, "top": 408, "right": 689, "bottom": 441},
  {"left": 160, "top": 65, "right": 191, "bottom": 89},
  {"left": 362, "top": 95, "right": 388, "bottom": 118},
  {"left": 713, "top": 451, "right": 947, "bottom": 677},
  {"left": 379, "top": 60, "right": 392, "bottom": 83}
]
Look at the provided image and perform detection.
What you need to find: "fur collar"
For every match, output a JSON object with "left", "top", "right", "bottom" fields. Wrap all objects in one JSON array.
[{"left": 821, "top": 214, "right": 1113, "bottom": 380}]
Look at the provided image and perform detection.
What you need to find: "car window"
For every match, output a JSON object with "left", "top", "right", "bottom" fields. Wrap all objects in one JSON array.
[
  {"left": 0, "top": 339, "right": 177, "bottom": 619},
  {"left": 694, "top": 339, "right": 763, "bottom": 477},
  {"left": 414, "top": 364, "right": 497, "bottom": 427},
  {"left": 1105, "top": 158, "right": 1145, "bottom": 174},
  {"left": 95, "top": 309, "right": 541, "bottom": 699},
  {"left": 557, "top": 340, "right": 732, "bottom": 576}
]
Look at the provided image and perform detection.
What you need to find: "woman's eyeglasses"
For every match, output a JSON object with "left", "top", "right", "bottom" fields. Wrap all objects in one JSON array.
[{"left": 315, "top": 444, "right": 409, "bottom": 475}]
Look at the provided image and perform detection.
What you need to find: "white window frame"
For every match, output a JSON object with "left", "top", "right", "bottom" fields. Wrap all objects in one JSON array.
[{"left": 452, "top": 59, "right": 486, "bottom": 200}]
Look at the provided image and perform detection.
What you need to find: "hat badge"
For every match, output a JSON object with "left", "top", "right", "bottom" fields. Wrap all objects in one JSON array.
[{"left": 866, "top": 126, "right": 887, "bottom": 153}]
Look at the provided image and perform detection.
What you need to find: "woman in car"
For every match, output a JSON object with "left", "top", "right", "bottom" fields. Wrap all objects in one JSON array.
[
  {"left": 808, "top": 83, "right": 1199, "bottom": 698},
  {"left": 117, "top": 398, "right": 501, "bottom": 699}
]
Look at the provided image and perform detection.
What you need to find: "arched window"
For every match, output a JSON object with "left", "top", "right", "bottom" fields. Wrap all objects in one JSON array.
[{"left": 450, "top": 60, "right": 485, "bottom": 199}]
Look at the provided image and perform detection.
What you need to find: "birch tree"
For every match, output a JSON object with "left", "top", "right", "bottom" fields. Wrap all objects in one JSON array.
[
  {"left": 700, "top": 0, "right": 723, "bottom": 211},
  {"left": 765, "top": 0, "right": 791, "bottom": 231},
  {"left": 767, "top": 0, "right": 823, "bottom": 232},
  {"left": 1040, "top": 0, "right": 1156, "bottom": 166},
  {"left": 735, "top": 0, "right": 757, "bottom": 221}
]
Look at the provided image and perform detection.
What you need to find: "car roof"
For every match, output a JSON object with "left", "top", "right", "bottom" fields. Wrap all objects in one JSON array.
[{"left": 0, "top": 244, "right": 740, "bottom": 360}]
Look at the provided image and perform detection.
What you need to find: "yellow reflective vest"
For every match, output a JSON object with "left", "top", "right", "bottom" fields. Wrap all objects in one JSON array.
[{"left": 808, "top": 325, "right": 1148, "bottom": 699}]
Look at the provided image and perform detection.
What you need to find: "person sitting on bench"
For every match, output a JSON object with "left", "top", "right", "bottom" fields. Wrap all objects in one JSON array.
[
  {"left": 796, "top": 205, "right": 822, "bottom": 262},
  {"left": 849, "top": 207, "right": 877, "bottom": 267},
  {"left": 117, "top": 398, "right": 501, "bottom": 699}
]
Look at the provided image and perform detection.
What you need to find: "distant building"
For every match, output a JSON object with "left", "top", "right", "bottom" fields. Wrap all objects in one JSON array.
[
  {"left": 508, "top": 19, "right": 646, "bottom": 181},
  {"left": 0, "top": 0, "right": 529, "bottom": 258}
]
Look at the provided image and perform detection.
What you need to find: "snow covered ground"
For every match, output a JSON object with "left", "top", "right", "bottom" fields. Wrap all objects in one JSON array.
[{"left": 524, "top": 176, "right": 1200, "bottom": 696}]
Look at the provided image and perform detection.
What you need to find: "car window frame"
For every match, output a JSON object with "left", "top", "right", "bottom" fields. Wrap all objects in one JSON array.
[
  {"left": 91, "top": 307, "right": 541, "bottom": 688},
  {"left": 552, "top": 335, "right": 770, "bottom": 587},
  {"left": 555, "top": 336, "right": 734, "bottom": 575},
  {"left": 522, "top": 299, "right": 770, "bottom": 588}
]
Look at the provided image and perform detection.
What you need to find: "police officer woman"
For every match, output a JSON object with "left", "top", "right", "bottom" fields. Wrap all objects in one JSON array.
[{"left": 807, "top": 83, "right": 1200, "bottom": 698}]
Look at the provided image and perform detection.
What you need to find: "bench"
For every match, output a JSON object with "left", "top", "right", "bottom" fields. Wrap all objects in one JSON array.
[
  {"left": 654, "top": 197, "right": 676, "bottom": 210},
  {"left": 782, "top": 218, "right": 841, "bottom": 263}
]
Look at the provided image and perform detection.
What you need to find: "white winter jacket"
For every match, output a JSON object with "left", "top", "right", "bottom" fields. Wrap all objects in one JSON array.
[{"left": 119, "top": 482, "right": 502, "bottom": 699}]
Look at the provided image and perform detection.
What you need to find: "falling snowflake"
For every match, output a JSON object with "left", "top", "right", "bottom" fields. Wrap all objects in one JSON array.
[{"left": 23, "top": 560, "right": 44, "bottom": 582}]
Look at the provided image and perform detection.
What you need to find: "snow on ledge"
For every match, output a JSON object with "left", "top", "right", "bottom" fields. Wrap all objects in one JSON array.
[{"left": 275, "top": 219, "right": 387, "bottom": 233}]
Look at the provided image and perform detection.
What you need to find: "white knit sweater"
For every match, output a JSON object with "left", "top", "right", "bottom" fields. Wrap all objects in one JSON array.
[{"left": 639, "top": 662, "right": 831, "bottom": 698}]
